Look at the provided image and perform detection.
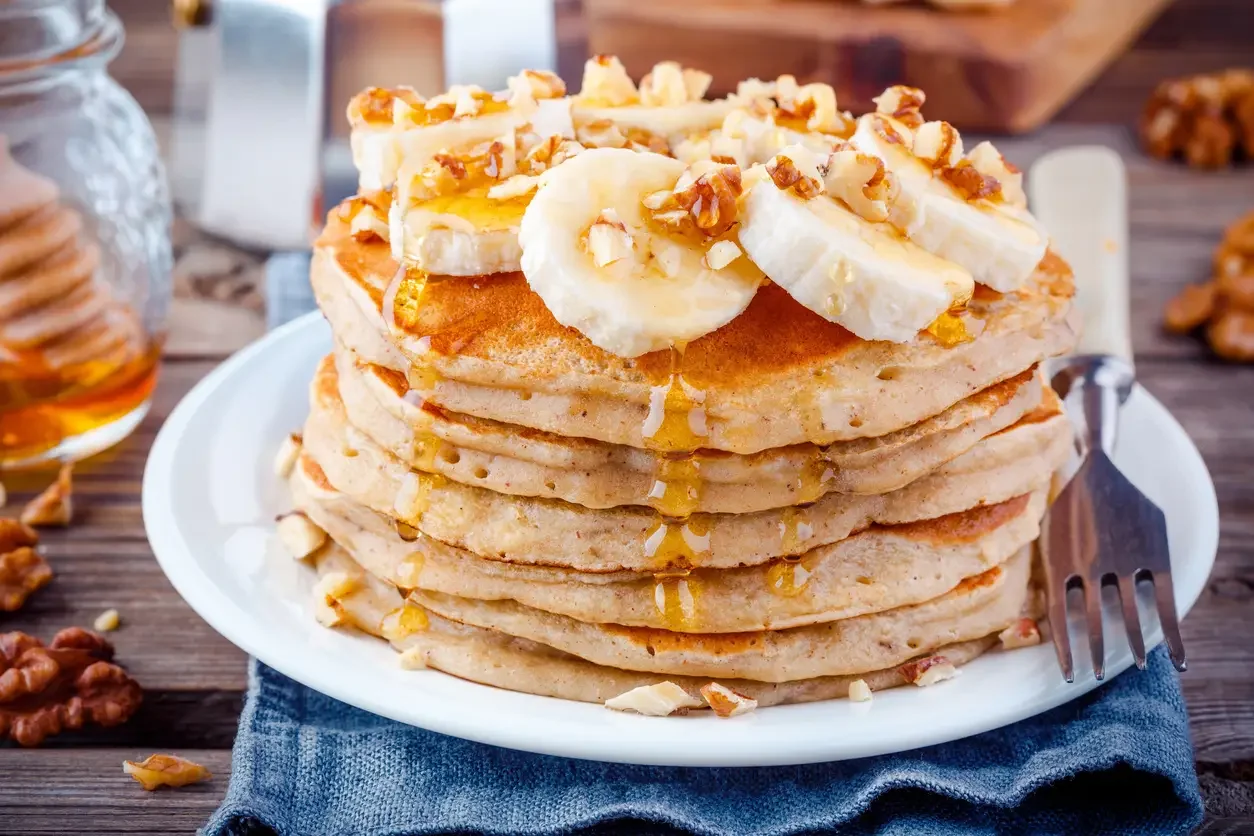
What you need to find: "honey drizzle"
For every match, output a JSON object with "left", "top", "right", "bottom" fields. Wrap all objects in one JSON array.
[
  {"left": 394, "top": 520, "right": 421, "bottom": 542},
  {"left": 641, "top": 345, "right": 710, "bottom": 630},
  {"left": 925, "top": 309, "right": 981, "bottom": 348},
  {"left": 653, "top": 571, "right": 701, "bottom": 631},
  {"left": 766, "top": 556, "right": 813, "bottom": 598},
  {"left": 396, "top": 552, "right": 424, "bottom": 588},
  {"left": 778, "top": 506, "right": 815, "bottom": 555},
  {"left": 380, "top": 601, "right": 429, "bottom": 640}
]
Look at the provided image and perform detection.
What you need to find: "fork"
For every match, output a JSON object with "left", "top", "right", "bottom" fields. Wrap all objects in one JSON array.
[
  {"left": 1042, "top": 355, "right": 1186, "bottom": 681},
  {"left": 1030, "top": 147, "right": 1187, "bottom": 682}
]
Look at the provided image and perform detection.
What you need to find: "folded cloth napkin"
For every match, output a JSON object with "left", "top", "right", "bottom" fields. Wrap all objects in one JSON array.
[
  {"left": 204, "top": 650, "right": 1200, "bottom": 836},
  {"left": 219, "top": 254, "right": 1203, "bottom": 836}
]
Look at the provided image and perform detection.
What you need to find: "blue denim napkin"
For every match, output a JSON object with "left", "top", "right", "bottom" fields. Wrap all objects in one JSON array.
[
  {"left": 218, "top": 253, "right": 1203, "bottom": 836},
  {"left": 204, "top": 650, "right": 1200, "bottom": 836}
]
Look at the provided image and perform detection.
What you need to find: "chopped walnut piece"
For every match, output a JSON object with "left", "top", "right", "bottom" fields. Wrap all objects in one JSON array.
[
  {"left": 585, "top": 209, "right": 636, "bottom": 267},
  {"left": 507, "top": 69, "right": 566, "bottom": 110},
  {"left": 966, "top": 141, "right": 1024, "bottom": 207},
  {"left": 487, "top": 174, "right": 542, "bottom": 201},
  {"left": 521, "top": 135, "right": 583, "bottom": 175},
  {"left": 20, "top": 464, "right": 72, "bottom": 528},
  {"left": 640, "top": 61, "right": 705, "bottom": 107},
  {"left": 273, "top": 432, "right": 303, "bottom": 479},
  {"left": 873, "top": 85, "right": 926, "bottom": 129},
  {"left": 93, "top": 609, "right": 121, "bottom": 633},
  {"left": 1141, "top": 69, "right": 1254, "bottom": 168},
  {"left": 575, "top": 118, "right": 629, "bottom": 150},
  {"left": 898, "top": 654, "right": 960, "bottom": 687},
  {"left": 823, "top": 144, "right": 898, "bottom": 222},
  {"left": 699, "top": 682, "right": 758, "bottom": 717},
  {"left": 0, "top": 547, "right": 52, "bottom": 612},
  {"left": 941, "top": 160, "right": 1002, "bottom": 202},
  {"left": 766, "top": 153, "right": 823, "bottom": 200},
  {"left": 704, "top": 240, "right": 743, "bottom": 271},
  {"left": 872, "top": 114, "right": 912, "bottom": 147},
  {"left": 312, "top": 571, "right": 362, "bottom": 629},
  {"left": 0, "top": 628, "right": 142, "bottom": 746},
  {"left": 1164, "top": 283, "right": 1217, "bottom": 333},
  {"left": 848, "top": 679, "right": 873, "bottom": 702},
  {"left": 579, "top": 55, "right": 639, "bottom": 107},
  {"left": 277, "top": 512, "right": 326, "bottom": 561},
  {"left": 123, "top": 754, "right": 212, "bottom": 791},
  {"left": 350, "top": 204, "right": 390, "bottom": 243},
  {"left": 912, "top": 121, "right": 964, "bottom": 168},
  {"left": 998, "top": 618, "right": 1042, "bottom": 650},
  {"left": 605, "top": 681, "right": 701, "bottom": 716},
  {"left": 648, "top": 162, "right": 743, "bottom": 239}
]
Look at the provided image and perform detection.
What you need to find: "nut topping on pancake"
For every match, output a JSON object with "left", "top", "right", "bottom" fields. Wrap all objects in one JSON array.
[
  {"left": 849, "top": 98, "right": 1047, "bottom": 293},
  {"left": 739, "top": 143, "right": 974, "bottom": 342},
  {"left": 898, "top": 654, "right": 960, "bottom": 687},
  {"left": 605, "top": 681, "right": 702, "bottom": 715},
  {"left": 700, "top": 682, "right": 758, "bottom": 717},
  {"left": 277, "top": 512, "right": 327, "bottom": 561},
  {"left": 998, "top": 618, "right": 1043, "bottom": 650}
]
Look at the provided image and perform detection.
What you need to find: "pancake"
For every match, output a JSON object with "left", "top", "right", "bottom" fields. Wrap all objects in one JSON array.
[
  {"left": 313, "top": 202, "right": 1077, "bottom": 453},
  {"left": 312, "top": 541, "right": 1001, "bottom": 708},
  {"left": 300, "top": 368, "right": 1071, "bottom": 571},
  {"left": 335, "top": 344, "right": 1047, "bottom": 512},
  {"left": 408, "top": 544, "right": 1029, "bottom": 682},
  {"left": 295, "top": 456, "right": 1047, "bottom": 632}
]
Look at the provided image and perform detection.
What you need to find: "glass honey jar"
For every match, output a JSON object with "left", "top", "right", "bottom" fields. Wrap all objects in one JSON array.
[{"left": 0, "top": 0, "right": 172, "bottom": 467}]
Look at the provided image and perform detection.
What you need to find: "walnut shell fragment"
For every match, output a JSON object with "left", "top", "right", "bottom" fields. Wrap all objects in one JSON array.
[
  {"left": 20, "top": 463, "right": 73, "bottom": 527},
  {"left": 123, "top": 754, "right": 212, "bottom": 791}
]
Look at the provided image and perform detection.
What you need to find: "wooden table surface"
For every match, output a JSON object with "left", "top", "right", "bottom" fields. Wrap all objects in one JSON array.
[{"left": 2, "top": 2, "right": 1254, "bottom": 834}]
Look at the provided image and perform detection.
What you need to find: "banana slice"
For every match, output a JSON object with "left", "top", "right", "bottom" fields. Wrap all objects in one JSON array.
[
  {"left": 518, "top": 148, "right": 764, "bottom": 357},
  {"left": 737, "top": 145, "right": 974, "bottom": 343},
  {"left": 849, "top": 112, "right": 1046, "bottom": 292}
]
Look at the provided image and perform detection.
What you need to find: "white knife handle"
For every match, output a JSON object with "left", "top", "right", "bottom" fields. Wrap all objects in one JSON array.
[{"left": 1028, "top": 147, "right": 1133, "bottom": 366}]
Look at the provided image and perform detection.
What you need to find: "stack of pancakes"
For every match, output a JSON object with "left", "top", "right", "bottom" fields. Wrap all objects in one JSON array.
[
  {"left": 281, "top": 61, "right": 1081, "bottom": 711},
  {"left": 288, "top": 208, "right": 1077, "bottom": 710}
]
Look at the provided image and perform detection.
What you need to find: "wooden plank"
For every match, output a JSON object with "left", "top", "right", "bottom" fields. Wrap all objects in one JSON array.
[{"left": 0, "top": 749, "right": 230, "bottom": 835}]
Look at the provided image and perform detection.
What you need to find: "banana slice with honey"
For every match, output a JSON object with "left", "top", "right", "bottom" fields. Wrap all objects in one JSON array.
[
  {"left": 518, "top": 148, "right": 764, "bottom": 357},
  {"left": 737, "top": 144, "right": 974, "bottom": 343}
]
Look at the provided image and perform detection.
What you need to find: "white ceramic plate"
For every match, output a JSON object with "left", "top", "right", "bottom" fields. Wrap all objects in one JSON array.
[{"left": 143, "top": 313, "right": 1219, "bottom": 767}]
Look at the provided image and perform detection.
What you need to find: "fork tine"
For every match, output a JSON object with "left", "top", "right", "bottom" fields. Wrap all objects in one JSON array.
[
  {"left": 1047, "top": 578, "right": 1075, "bottom": 683},
  {"left": 1150, "top": 571, "right": 1188, "bottom": 672},
  {"left": 1083, "top": 579, "right": 1106, "bottom": 680},
  {"left": 1115, "top": 573, "right": 1147, "bottom": 670}
]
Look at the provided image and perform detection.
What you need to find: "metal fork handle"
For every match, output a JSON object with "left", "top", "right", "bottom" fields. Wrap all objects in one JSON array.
[{"left": 1052, "top": 354, "right": 1135, "bottom": 456}]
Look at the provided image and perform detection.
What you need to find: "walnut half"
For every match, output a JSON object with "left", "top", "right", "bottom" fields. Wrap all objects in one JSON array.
[
  {"left": 1141, "top": 69, "right": 1254, "bottom": 169},
  {"left": 0, "top": 628, "right": 142, "bottom": 746}
]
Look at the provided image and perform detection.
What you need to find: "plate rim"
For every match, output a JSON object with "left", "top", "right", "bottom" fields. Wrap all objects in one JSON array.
[{"left": 142, "top": 313, "right": 1220, "bottom": 767}]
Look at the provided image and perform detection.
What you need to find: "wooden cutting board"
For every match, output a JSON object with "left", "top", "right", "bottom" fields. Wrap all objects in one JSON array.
[{"left": 584, "top": 0, "right": 1174, "bottom": 133}]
